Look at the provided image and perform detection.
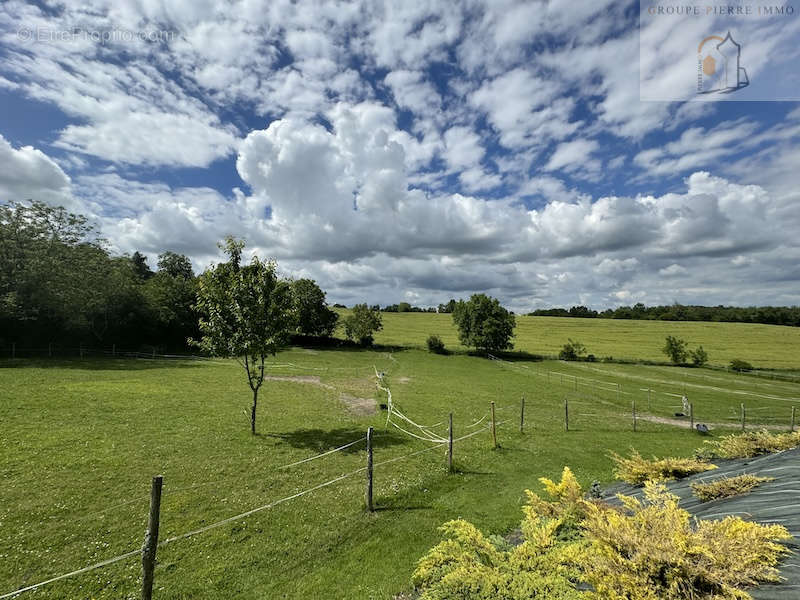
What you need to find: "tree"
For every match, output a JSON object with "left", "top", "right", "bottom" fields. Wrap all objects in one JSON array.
[
  {"left": 342, "top": 303, "right": 383, "bottom": 346},
  {"left": 131, "top": 251, "right": 154, "bottom": 280},
  {"left": 397, "top": 302, "right": 412, "bottom": 313},
  {"left": 157, "top": 251, "right": 194, "bottom": 279},
  {"left": 290, "top": 278, "right": 338, "bottom": 337},
  {"left": 559, "top": 339, "right": 586, "bottom": 361},
  {"left": 452, "top": 294, "right": 515, "bottom": 354},
  {"left": 662, "top": 335, "right": 689, "bottom": 364},
  {"left": 194, "top": 238, "right": 293, "bottom": 435},
  {"left": 690, "top": 346, "right": 708, "bottom": 367}
]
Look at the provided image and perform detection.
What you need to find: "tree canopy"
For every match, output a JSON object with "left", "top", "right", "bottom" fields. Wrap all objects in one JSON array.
[{"left": 452, "top": 294, "right": 515, "bottom": 353}]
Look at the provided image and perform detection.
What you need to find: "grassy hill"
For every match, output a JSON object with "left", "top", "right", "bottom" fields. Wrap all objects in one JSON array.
[{"left": 354, "top": 312, "right": 800, "bottom": 370}]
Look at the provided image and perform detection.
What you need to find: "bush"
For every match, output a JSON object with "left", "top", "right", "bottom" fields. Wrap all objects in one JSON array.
[
  {"left": 700, "top": 429, "right": 800, "bottom": 459},
  {"left": 610, "top": 449, "right": 716, "bottom": 485},
  {"left": 413, "top": 467, "right": 790, "bottom": 600},
  {"left": 582, "top": 481, "right": 790, "bottom": 599},
  {"left": 426, "top": 334, "right": 446, "bottom": 354},
  {"left": 689, "top": 345, "right": 708, "bottom": 366},
  {"left": 558, "top": 339, "right": 586, "bottom": 361},
  {"left": 730, "top": 358, "right": 753, "bottom": 372},
  {"left": 691, "top": 474, "right": 773, "bottom": 502}
]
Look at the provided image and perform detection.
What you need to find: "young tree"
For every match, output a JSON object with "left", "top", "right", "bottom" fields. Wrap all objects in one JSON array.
[
  {"left": 342, "top": 303, "right": 383, "bottom": 346},
  {"left": 452, "top": 294, "right": 515, "bottom": 354},
  {"left": 559, "top": 339, "right": 587, "bottom": 361},
  {"left": 157, "top": 251, "right": 194, "bottom": 279},
  {"left": 662, "top": 335, "right": 689, "bottom": 364},
  {"left": 290, "top": 278, "right": 338, "bottom": 337},
  {"left": 194, "top": 238, "right": 293, "bottom": 435},
  {"left": 690, "top": 346, "right": 709, "bottom": 367}
]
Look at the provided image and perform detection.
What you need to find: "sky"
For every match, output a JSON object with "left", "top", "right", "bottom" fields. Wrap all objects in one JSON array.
[{"left": 1, "top": 0, "right": 799, "bottom": 312}]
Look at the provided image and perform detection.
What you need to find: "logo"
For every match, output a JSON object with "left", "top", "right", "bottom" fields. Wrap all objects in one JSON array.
[{"left": 697, "top": 31, "right": 749, "bottom": 94}]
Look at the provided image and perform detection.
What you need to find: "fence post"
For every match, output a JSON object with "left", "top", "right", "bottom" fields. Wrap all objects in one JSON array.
[
  {"left": 741, "top": 403, "right": 746, "bottom": 432},
  {"left": 366, "top": 427, "right": 374, "bottom": 512},
  {"left": 689, "top": 403, "right": 694, "bottom": 431},
  {"left": 632, "top": 398, "right": 637, "bottom": 432},
  {"left": 152, "top": 347, "right": 156, "bottom": 359},
  {"left": 520, "top": 395, "right": 525, "bottom": 433},
  {"left": 141, "top": 475, "right": 163, "bottom": 600},
  {"left": 448, "top": 414, "right": 453, "bottom": 473},
  {"left": 490, "top": 401, "right": 497, "bottom": 449},
  {"left": 792, "top": 406, "right": 796, "bottom": 433},
  {"left": 564, "top": 397, "right": 569, "bottom": 432}
]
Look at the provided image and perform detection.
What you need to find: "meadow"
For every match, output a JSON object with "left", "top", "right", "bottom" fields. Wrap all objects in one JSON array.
[
  {"left": 3, "top": 331, "right": 800, "bottom": 599},
  {"left": 366, "top": 312, "right": 800, "bottom": 370}
]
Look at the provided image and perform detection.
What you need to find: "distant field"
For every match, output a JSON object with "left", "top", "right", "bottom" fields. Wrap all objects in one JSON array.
[
  {"left": 353, "top": 312, "right": 800, "bottom": 370},
  {"left": 3, "top": 348, "right": 799, "bottom": 598}
]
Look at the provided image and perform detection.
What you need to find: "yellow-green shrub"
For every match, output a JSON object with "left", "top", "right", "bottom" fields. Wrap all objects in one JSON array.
[
  {"left": 413, "top": 467, "right": 791, "bottom": 600},
  {"left": 691, "top": 474, "right": 773, "bottom": 502},
  {"left": 581, "top": 481, "right": 791, "bottom": 599},
  {"left": 610, "top": 449, "right": 717, "bottom": 485},
  {"left": 700, "top": 429, "right": 800, "bottom": 459}
]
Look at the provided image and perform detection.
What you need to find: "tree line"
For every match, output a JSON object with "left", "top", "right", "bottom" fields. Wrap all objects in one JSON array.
[
  {"left": 528, "top": 303, "right": 800, "bottom": 327},
  {"left": 0, "top": 201, "right": 341, "bottom": 351}
]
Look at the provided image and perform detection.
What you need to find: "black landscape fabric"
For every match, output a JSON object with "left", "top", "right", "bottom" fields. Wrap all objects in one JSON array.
[{"left": 604, "top": 446, "right": 800, "bottom": 600}]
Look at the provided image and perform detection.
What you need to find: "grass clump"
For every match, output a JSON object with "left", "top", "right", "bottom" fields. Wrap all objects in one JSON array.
[
  {"left": 610, "top": 449, "right": 717, "bottom": 485},
  {"left": 691, "top": 474, "right": 774, "bottom": 502},
  {"left": 413, "top": 468, "right": 791, "bottom": 600},
  {"left": 700, "top": 429, "right": 800, "bottom": 459}
]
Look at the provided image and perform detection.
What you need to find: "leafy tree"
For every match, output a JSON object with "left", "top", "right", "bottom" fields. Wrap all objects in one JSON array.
[
  {"left": 452, "top": 294, "right": 515, "bottom": 354},
  {"left": 157, "top": 251, "right": 194, "bottom": 279},
  {"left": 559, "top": 339, "right": 586, "bottom": 361},
  {"left": 690, "top": 345, "right": 709, "bottom": 367},
  {"left": 342, "top": 303, "right": 383, "bottom": 346},
  {"left": 397, "top": 302, "right": 412, "bottom": 313},
  {"left": 194, "top": 237, "right": 293, "bottom": 434},
  {"left": 662, "top": 335, "right": 689, "bottom": 364},
  {"left": 131, "top": 251, "right": 154, "bottom": 280},
  {"left": 438, "top": 299, "right": 457, "bottom": 313},
  {"left": 290, "top": 278, "right": 338, "bottom": 337}
]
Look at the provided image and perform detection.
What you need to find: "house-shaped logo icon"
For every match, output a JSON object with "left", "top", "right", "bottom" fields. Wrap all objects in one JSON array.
[{"left": 697, "top": 32, "right": 749, "bottom": 94}]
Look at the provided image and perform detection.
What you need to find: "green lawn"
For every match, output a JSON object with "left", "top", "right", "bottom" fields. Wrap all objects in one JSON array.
[
  {"left": 3, "top": 348, "right": 799, "bottom": 599},
  {"left": 359, "top": 312, "right": 800, "bottom": 370}
]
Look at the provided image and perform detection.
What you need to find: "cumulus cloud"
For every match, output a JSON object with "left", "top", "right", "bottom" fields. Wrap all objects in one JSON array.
[{"left": 0, "top": 135, "right": 73, "bottom": 207}]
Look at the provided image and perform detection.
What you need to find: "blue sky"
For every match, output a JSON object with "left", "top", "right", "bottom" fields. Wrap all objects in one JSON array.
[{"left": 1, "top": 0, "right": 799, "bottom": 310}]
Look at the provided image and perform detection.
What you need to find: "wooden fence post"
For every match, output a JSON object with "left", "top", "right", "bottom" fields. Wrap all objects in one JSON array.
[
  {"left": 564, "top": 397, "right": 569, "bottom": 432},
  {"left": 491, "top": 401, "right": 497, "bottom": 449},
  {"left": 741, "top": 403, "right": 746, "bottom": 432},
  {"left": 632, "top": 398, "right": 637, "bottom": 432},
  {"left": 448, "top": 414, "right": 453, "bottom": 473},
  {"left": 792, "top": 406, "right": 796, "bottom": 433},
  {"left": 141, "top": 475, "right": 163, "bottom": 600},
  {"left": 689, "top": 403, "right": 694, "bottom": 431},
  {"left": 520, "top": 395, "right": 525, "bottom": 433},
  {"left": 366, "top": 427, "right": 374, "bottom": 511}
]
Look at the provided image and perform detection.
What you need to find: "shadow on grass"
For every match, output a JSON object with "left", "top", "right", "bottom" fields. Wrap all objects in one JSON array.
[
  {"left": 270, "top": 427, "right": 408, "bottom": 453},
  {"left": 0, "top": 358, "right": 206, "bottom": 371}
]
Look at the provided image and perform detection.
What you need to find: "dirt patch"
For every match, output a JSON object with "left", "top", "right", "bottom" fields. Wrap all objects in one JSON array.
[
  {"left": 340, "top": 394, "right": 377, "bottom": 416},
  {"left": 265, "top": 375, "right": 334, "bottom": 389},
  {"left": 397, "top": 376, "right": 412, "bottom": 384}
]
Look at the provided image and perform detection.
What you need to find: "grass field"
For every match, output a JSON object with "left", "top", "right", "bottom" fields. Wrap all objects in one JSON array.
[
  {"left": 3, "top": 346, "right": 800, "bottom": 599},
  {"left": 361, "top": 312, "right": 800, "bottom": 370}
]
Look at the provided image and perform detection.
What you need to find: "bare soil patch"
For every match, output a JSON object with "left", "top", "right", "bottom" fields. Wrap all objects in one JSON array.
[
  {"left": 340, "top": 394, "right": 377, "bottom": 416},
  {"left": 265, "top": 375, "right": 334, "bottom": 389}
]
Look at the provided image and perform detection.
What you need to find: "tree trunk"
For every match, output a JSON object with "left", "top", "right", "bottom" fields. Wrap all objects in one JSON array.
[{"left": 251, "top": 388, "right": 258, "bottom": 435}]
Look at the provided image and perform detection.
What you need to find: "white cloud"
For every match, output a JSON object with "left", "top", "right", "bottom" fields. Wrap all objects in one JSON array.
[{"left": 0, "top": 135, "right": 73, "bottom": 207}]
